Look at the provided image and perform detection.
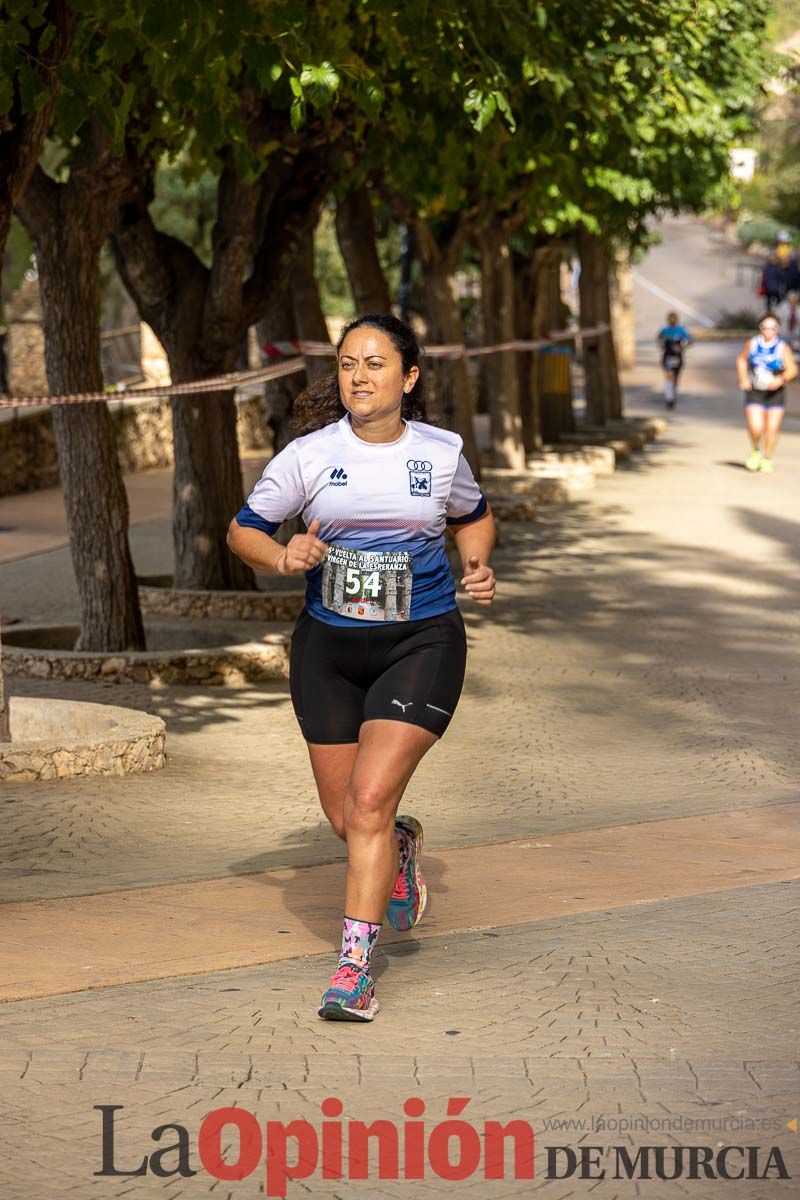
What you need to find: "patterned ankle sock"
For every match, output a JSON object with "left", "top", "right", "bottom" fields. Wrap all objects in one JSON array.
[{"left": 340, "top": 916, "right": 381, "bottom": 973}]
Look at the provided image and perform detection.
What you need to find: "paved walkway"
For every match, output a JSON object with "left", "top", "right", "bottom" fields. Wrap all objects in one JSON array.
[{"left": 1, "top": 217, "right": 799, "bottom": 1196}]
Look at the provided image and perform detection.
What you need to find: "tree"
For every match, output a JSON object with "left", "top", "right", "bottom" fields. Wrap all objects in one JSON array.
[
  {"left": 16, "top": 124, "right": 145, "bottom": 649},
  {"left": 0, "top": 0, "right": 75, "bottom": 286},
  {"left": 0, "top": 2, "right": 75, "bottom": 707},
  {"left": 108, "top": 4, "right": 366, "bottom": 589}
]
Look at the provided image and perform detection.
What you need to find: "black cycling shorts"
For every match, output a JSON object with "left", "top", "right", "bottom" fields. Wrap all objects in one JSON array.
[
  {"left": 744, "top": 388, "right": 785, "bottom": 409},
  {"left": 289, "top": 608, "right": 467, "bottom": 744}
]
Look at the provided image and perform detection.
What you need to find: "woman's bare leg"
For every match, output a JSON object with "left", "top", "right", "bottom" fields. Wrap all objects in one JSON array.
[
  {"left": 307, "top": 743, "right": 359, "bottom": 840},
  {"left": 342, "top": 720, "right": 437, "bottom": 923},
  {"left": 745, "top": 403, "right": 765, "bottom": 449},
  {"left": 763, "top": 406, "right": 785, "bottom": 458}
]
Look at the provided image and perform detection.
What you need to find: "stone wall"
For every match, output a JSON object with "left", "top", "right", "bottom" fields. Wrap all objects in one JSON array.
[
  {"left": 0, "top": 391, "right": 274, "bottom": 498},
  {"left": 1, "top": 304, "right": 274, "bottom": 496}
]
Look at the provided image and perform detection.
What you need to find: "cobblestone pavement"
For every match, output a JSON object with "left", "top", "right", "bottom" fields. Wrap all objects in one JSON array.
[
  {"left": 4, "top": 337, "right": 800, "bottom": 901},
  {"left": 1, "top": 886, "right": 797, "bottom": 1198}
]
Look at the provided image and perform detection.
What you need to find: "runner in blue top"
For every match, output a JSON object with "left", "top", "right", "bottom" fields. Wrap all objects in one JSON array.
[
  {"left": 657, "top": 312, "right": 692, "bottom": 409},
  {"left": 736, "top": 313, "right": 798, "bottom": 472},
  {"left": 227, "top": 314, "right": 496, "bottom": 1021}
]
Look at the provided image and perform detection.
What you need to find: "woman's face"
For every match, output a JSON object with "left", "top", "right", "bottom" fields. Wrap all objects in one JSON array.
[
  {"left": 760, "top": 319, "right": 780, "bottom": 340},
  {"left": 338, "top": 327, "right": 418, "bottom": 424}
]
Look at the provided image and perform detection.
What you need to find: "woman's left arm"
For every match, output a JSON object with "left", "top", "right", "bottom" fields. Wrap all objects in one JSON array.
[{"left": 452, "top": 510, "right": 497, "bottom": 605}]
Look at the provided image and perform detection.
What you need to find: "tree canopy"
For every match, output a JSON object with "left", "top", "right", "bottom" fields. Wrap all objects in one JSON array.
[{"left": 0, "top": 0, "right": 774, "bottom": 648}]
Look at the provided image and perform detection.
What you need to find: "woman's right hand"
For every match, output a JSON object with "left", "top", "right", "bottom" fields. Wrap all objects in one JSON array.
[{"left": 278, "top": 518, "right": 328, "bottom": 574}]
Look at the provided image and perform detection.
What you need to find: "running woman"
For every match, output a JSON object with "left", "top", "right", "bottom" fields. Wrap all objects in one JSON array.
[
  {"left": 657, "top": 312, "right": 692, "bottom": 409},
  {"left": 737, "top": 313, "right": 798, "bottom": 473},
  {"left": 227, "top": 314, "right": 496, "bottom": 1021}
]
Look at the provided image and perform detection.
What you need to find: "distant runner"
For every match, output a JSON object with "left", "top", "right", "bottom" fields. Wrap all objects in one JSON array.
[
  {"left": 758, "top": 231, "right": 799, "bottom": 314},
  {"left": 657, "top": 312, "right": 692, "bottom": 409},
  {"left": 737, "top": 313, "right": 798, "bottom": 473}
]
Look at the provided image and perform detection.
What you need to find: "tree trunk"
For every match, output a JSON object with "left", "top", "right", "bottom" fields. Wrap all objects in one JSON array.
[
  {"left": 16, "top": 154, "right": 145, "bottom": 652},
  {"left": 480, "top": 226, "right": 525, "bottom": 470},
  {"left": 112, "top": 141, "right": 331, "bottom": 590},
  {"left": 291, "top": 225, "right": 332, "bottom": 383},
  {"left": 168, "top": 354, "right": 256, "bottom": 591},
  {"left": 513, "top": 252, "right": 536, "bottom": 452},
  {"left": 1, "top": 1, "right": 76, "bottom": 706},
  {"left": 415, "top": 218, "right": 481, "bottom": 472},
  {"left": 256, "top": 287, "right": 305, "bottom": 546},
  {"left": 532, "top": 243, "right": 574, "bottom": 445},
  {"left": 577, "top": 229, "right": 622, "bottom": 426},
  {"left": 335, "top": 186, "right": 392, "bottom": 314},
  {"left": 611, "top": 249, "right": 636, "bottom": 371},
  {"left": 113, "top": 201, "right": 257, "bottom": 593},
  {"left": 257, "top": 288, "right": 305, "bottom": 456},
  {"left": 0, "top": 629, "right": 9, "bottom": 742}
]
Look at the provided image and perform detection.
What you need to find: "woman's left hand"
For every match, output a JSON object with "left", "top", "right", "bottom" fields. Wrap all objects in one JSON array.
[{"left": 461, "top": 554, "right": 496, "bottom": 604}]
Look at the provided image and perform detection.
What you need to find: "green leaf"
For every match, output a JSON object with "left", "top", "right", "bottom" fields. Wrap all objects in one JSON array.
[
  {"left": 290, "top": 95, "right": 305, "bottom": 130},
  {"left": 16, "top": 59, "right": 46, "bottom": 114},
  {"left": 473, "top": 92, "right": 496, "bottom": 132},
  {"left": 37, "top": 24, "right": 55, "bottom": 53},
  {"left": 57, "top": 90, "right": 89, "bottom": 141},
  {"left": 98, "top": 28, "right": 137, "bottom": 66},
  {"left": 493, "top": 90, "right": 516, "bottom": 133}
]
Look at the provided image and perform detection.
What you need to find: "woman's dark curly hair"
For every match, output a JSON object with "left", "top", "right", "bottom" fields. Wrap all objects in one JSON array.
[{"left": 291, "top": 313, "right": 427, "bottom": 435}]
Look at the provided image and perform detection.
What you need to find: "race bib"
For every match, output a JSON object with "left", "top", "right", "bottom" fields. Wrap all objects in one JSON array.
[
  {"left": 664, "top": 353, "right": 682, "bottom": 370},
  {"left": 321, "top": 545, "right": 413, "bottom": 621},
  {"left": 752, "top": 364, "right": 778, "bottom": 390}
]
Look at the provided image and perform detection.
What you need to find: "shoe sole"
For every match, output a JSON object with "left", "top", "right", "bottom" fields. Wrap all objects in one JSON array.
[
  {"left": 388, "top": 815, "right": 427, "bottom": 932},
  {"left": 318, "top": 997, "right": 380, "bottom": 1022}
]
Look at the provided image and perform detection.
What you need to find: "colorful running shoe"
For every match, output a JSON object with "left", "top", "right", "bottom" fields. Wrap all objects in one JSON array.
[
  {"left": 745, "top": 448, "right": 763, "bottom": 472},
  {"left": 387, "top": 815, "right": 427, "bottom": 932},
  {"left": 759, "top": 455, "right": 775, "bottom": 474},
  {"left": 318, "top": 963, "right": 379, "bottom": 1022}
]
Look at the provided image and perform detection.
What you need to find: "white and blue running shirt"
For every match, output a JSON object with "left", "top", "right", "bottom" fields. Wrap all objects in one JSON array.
[
  {"left": 235, "top": 416, "right": 488, "bottom": 627},
  {"left": 747, "top": 335, "right": 786, "bottom": 388}
]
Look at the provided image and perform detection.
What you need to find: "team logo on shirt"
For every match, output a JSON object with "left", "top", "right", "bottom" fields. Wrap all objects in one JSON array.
[
  {"left": 328, "top": 466, "right": 348, "bottom": 487},
  {"left": 407, "top": 459, "right": 432, "bottom": 496}
]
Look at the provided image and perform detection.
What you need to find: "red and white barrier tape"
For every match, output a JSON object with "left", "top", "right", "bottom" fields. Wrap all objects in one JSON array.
[
  {"left": 0, "top": 358, "right": 307, "bottom": 411},
  {"left": 0, "top": 323, "right": 609, "bottom": 410}
]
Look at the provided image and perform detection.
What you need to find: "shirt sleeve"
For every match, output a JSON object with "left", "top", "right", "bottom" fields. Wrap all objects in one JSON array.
[
  {"left": 234, "top": 441, "right": 306, "bottom": 536},
  {"left": 446, "top": 453, "right": 488, "bottom": 526}
]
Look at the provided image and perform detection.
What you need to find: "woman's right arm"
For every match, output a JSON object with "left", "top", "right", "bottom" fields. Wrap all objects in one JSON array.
[
  {"left": 736, "top": 342, "right": 752, "bottom": 390},
  {"left": 227, "top": 517, "right": 328, "bottom": 575}
]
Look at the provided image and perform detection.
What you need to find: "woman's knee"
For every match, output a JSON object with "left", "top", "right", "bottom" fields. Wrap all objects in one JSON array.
[
  {"left": 343, "top": 782, "right": 395, "bottom": 834},
  {"left": 327, "top": 815, "right": 347, "bottom": 841}
]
